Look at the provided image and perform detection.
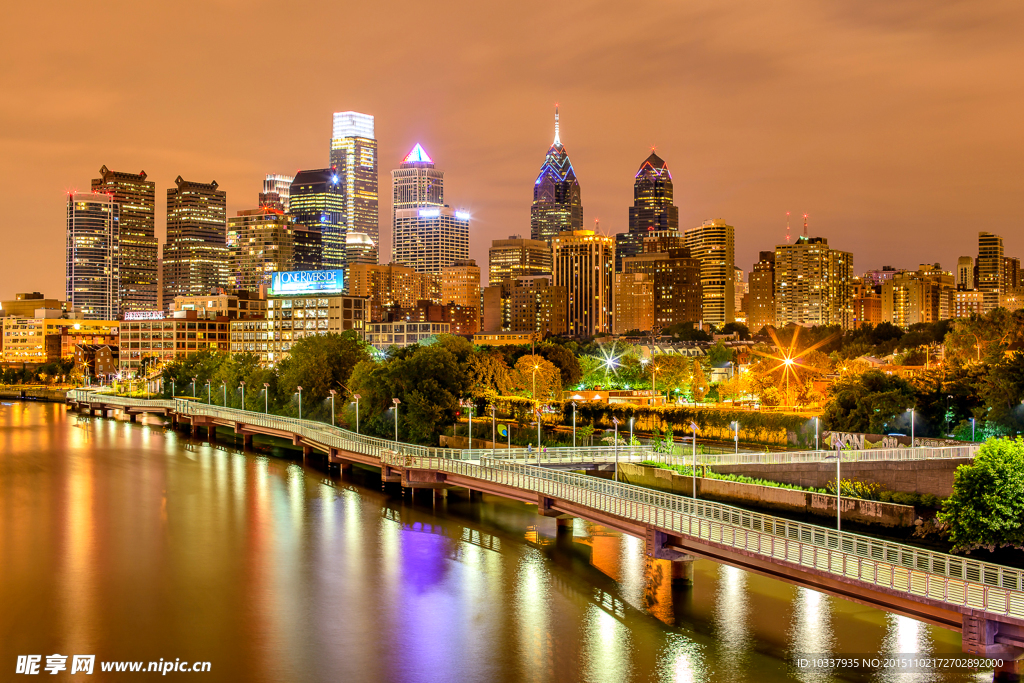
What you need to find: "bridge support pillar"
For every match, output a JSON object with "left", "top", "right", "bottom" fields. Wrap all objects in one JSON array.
[
  {"left": 994, "top": 660, "right": 1021, "bottom": 682},
  {"left": 128, "top": 413, "right": 137, "bottom": 423},
  {"left": 242, "top": 434, "right": 253, "bottom": 447},
  {"left": 670, "top": 559, "right": 695, "bottom": 587},
  {"left": 302, "top": 445, "right": 312, "bottom": 458}
]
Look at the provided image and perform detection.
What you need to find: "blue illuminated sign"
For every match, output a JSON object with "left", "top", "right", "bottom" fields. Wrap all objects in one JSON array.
[{"left": 270, "top": 270, "right": 345, "bottom": 296}]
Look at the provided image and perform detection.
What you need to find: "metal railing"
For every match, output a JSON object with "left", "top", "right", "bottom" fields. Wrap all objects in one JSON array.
[
  {"left": 470, "top": 445, "right": 653, "bottom": 464},
  {"left": 67, "top": 389, "right": 1024, "bottom": 620},
  {"left": 694, "top": 445, "right": 979, "bottom": 466}
]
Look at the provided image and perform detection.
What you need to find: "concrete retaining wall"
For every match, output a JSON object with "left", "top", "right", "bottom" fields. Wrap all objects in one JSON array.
[
  {"left": 709, "top": 459, "right": 968, "bottom": 499},
  {"left": 440, "top": 435, "right": 509, "bottom": 450},
  {"left": 618, "top": 463, "right": 916, "bottom": 528}
]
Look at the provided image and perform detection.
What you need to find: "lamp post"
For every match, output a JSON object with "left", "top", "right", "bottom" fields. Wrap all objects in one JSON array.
[
  {"left": 690, "top": 422, "right": 698, "bottom": 500},
  {"left": 732, "top": 420, "right": 739, "bottom": 453},
  {"left": 205, "top": 381, "right": 211, "bottom": 405},
  {"left": 572, "top": 401, "right": 578, "bottom": 448},
  {"left": 815, "top": 416, "right": 819, "bottom": 451},
  {"left": 221, "top": 380, "right": 226, "bottom": 407},
  {"left": 352, "top": 394, "right": 360, "bottom": 433},
  {"left": 297, "top": 386, "right": 303, "bottom": 420},
  {"left": 263, "top": 383, "right": 269, "bottom": 413},
  {"left": 907, "top": 407, "right": 915, "bottom": 447},
  {"left": 329, "top": 389, "right": 336, "bottom": 426},
  {"left": 612, "top": 417, "right": 620, "bottom": 483},
  {"left": 467, "top": 400, "right": 473, "bottom": 450},
  {"left": 836, "top": 443, "right": 842, "bottom": 531},
  {"left": 171, "top": 379, "right": 175, "bottom": 399},
  {"left": 490, "top": 404, "right": 496, "bottom": 459},
  {"left": 971, "top": 416, "right": 976, "bottom": 442},
  {"left": 239, "top": 381, "right": 245, "bottom": 410},
  {"left": 629, "top": 416, "right": 634, "bottom": 453},
  {"left": 531, "top": 364, "right": 541, "bottom": 450},
  {"left": 392, "top": 398, "right": 401, "bottom": 442}
]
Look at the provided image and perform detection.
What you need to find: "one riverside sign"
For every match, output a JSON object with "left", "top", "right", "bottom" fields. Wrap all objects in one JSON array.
[{"left": 270, "top": 270, "right": 345, "bottom": 297}]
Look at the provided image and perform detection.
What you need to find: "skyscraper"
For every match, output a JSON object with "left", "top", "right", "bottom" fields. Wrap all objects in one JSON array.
[
  {"left": 552, "top": 230, "right": 614, "bottom": 336},
  {"left": 956, "top": 256, "right": 974, "bottom": 291},
  {"left": 977, "top": 232, "right": 1004, "bottom": 312},
  {"left": 288, "top": 169, "right": 344, "bottom": 269},
  {"left": 488, "top": 236, "right": 552, "bottom": 286},
  {"left": 774, "top": 236, "right": 853, "bottom": 329},
  {"left": 66, "top": 192, "right": 120, "bottom": 320},
  {"left": 330, "top": 112, "right": 379, "bottom": 263},
  {"left": 747, "top": 251, "right": 776, "bottom": 332},
  {"left": 227, "top": 207, "right": 294, "bottom": 292},
  {"left": 91, "top": 167, "right": 157, "bottom": 312},
  {"left": 261, "top": 174, "right": 294, "bottom": 211},
  {"left": 622, "top": 241, "right": 703, "bottom": 331},
  {"left": 162, "top": 176, "right": 228, "bottom": 304},
  {"left": 683, "top": 219, "right": 735, "bottom": 326},
  {"left": 391, "top": 144, "right": 470, "bottom": 273},
  {"left": 615, "top": 152, "right": 679, "bottom": 271},
  {"left": 530, "top": 108, "right": 582, "bottom": 246}
]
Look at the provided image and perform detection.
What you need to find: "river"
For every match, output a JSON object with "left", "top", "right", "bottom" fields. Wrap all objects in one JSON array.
[{"left": 0, "top": 401, "right": 990, "bottom": 682}]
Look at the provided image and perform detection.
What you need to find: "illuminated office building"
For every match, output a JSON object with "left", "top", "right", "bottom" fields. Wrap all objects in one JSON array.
[
  {"left": 293, "top": 226, "right": 323, "bottom": 271},
  {"left": 747, "top": 251, "right": 776, "bottom": 331},
  {"left": 162, "top": 176, "right": 228, "bottom": 303},
  {"left": 530, "top": 107, "right": 583, "bottom": 245},
  {"left": 552, "top": 230, "right": 614, "bottom": 336},
  {"left": 774, "top": 236, "right": 853, "bottom": 329},
  {"left": 288, "top": 169, "right": 345, "bottom": 270},
  {"left": 615, "top": 152, "right": 679, "bottom": 271},
  {"left": 956, "top": 256, "right": 974, "bottom": 291},
  {"left": 488, "top": 236, "right": 552, "bottom": 285},
  {"left": 684, "top": 219, "right": 735, "bottom": 326},
  {"left": 391, "top": 144, "right": 469, "bottom": 273},
  {"left": 977, "top": 232, "right": 1004, "bottom": 313},
  {"left": 91, "top": 166, "right": 157, "bottom": 312},
  {"left": 227, "top": 207, "right": 295, "bottom": 292},
  {"left": 260, "top": 173, "right": 294, "bottom": 211},
  {"left": 621, "top": 244, "right": 702, "bottom": 330},
  {"left": 330, "top": 111, "right": 378, "bottom": 263},
  {"left": 66, "top": 192, "right": 120, "bottom": 320}
]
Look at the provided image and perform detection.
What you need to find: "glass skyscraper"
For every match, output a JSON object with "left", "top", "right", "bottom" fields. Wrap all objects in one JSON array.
[
  {"left": 162, "top": 176, "right": 228, "bottom": 304},
  {"left": 288, "top": 169, "right": 344, "bottom": 270},
  {"left": 614, "top": 152, "right": 679, "bottom": 271},
  {"left": 530, "top": 108, "right": 582, "bottom": 247},
  {"left": 66, "top": 192, "right": 120, "bottom": 320},
  {"left": 330, "top": 111, "right": 378, "bottom": 263},
  {"left": 391, "top": 144, "right": 469, "bottom": 274},
  {"left": 91, "top": 166, "right": 157, "bottom": 312}
]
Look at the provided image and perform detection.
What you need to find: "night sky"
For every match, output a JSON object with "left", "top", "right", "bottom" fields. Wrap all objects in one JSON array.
[{"left": 2, "top": 0, "right": 1022, "bottom": 298}]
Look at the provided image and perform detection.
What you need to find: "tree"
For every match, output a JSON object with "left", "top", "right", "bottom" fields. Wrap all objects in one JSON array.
[
  {"left": 706, "top": 341, "right": 733, "bottom": 367},
  {"left": 509, "top": 355, "right": 562, "bottom": 402},
  {"left": 536, "top": 342, "right": 582, "bottom": 388},
  {"left": 276, "top": 332, "right": 370, "bottom": 419},
  {"left": 720, "top": 322, "right": 750, "bottom": 340},
  {"left": 690, "top": 360, "right": 709, "bottom": 402},
  {"left": 662, "top": 322, "right": 711, "bottom": 342},
  {"left": 821, "top": 370, "right": 916, "bottom": 434},
  {"left": 658, "top": 355, "right": 693, "bottom": 401},
  {"left": 939, "top": 437, "right": 1024, "bottom": 553},
  {"left": 464, "top": 352, "right": 512, "bottom": 400}
]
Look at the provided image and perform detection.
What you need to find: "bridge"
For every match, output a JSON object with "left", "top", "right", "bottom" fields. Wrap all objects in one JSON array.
[{"left": 65, "top": 390, "right": 1024, "bottom": 676}]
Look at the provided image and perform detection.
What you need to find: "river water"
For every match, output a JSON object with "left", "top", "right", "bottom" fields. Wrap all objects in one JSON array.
[{"left": 0, "top": 402, "right": 990, "bottom": 682}]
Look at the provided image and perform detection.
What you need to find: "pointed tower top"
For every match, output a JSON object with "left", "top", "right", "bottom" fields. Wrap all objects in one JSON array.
[
  {"left": 402, "top": 143, "right": 433, "bottom": 164},
  {"left": 553, "top": 105, "right": 561, "bottom": 147}
]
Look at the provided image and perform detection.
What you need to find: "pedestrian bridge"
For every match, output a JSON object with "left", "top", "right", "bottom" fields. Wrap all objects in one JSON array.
[{"left": 65, "top": 390, "right": 1022, "bottom": 669}]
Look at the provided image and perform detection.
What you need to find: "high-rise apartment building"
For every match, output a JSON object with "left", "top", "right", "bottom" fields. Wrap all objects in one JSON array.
[
  {"left": 621, "top": 244, "right": 702, "bottom": 331},
  {"left": 441, "top": 259, "right": 481, "bottom": 310},
  {"left": 613, "top": 272, "right": 655, "bottom": 334},
  {"left": 348, "top": 262, "right": 441, "bottom": 322},
  {"left": 615, "top": 152, "right": 678, "bottom": 271},
  {"left": 956, "top": 256, "right": 975, "bottom": 291},
  {"left": 261, "top": 174, "right": 294, "bottom": 212},
  {"left": 292, "top": 226, "right": 323, "bottom": 271},
  {"left": 91, "top": 166, "right": 157, "bottom": 312},
  {"left": 488, "top": 237, "right": 552, "bottom": 285},
  {"left": 552, "top": 230, "right": 613, "bottom": 336},
  {"left": 977, "top": 232, "right": 1004, "bottom": 312},
  {"left": 1004, "top": 256, "right": 1021, "bottom": 293},
  {"left": 288, "top": 169, "right": 344, "bottom": 270},
  {"left": 851, "top": 277, "right": 882, "bottom": 327},
  {"left": 747, "top": 251, "right": 776, "bottom": 332},
  {"left": 774, "top": 236, "right": 854, "bottom": 329},
  {"left": 226, "top": 207, "right": 294, "bottom": 292},
  {"left": 881, "top": 264, "right": 955, "bottom": 328},
  {"left": 346, "top": 232, "right": 376, "bottom": 267},
  {"left": 66, "top": 192, "right": 120, "bottom": 320},
  {"left": 391, "top": 144, "right": 469, "bottom": 273},
  {"left": 509, "top": 276, "right": 567, "bottom": 337},
  {"left": 162, "top": 176, "right": 228, "bottom": 304},
  {"left": 683, "top": 219, "right": 735, "bottom": 326},
  {"left": 530, "top": 108, "right": 583, "bottom": 245},
  {"left": 330, "top": 111, "right": 378, "bottom": 263}
]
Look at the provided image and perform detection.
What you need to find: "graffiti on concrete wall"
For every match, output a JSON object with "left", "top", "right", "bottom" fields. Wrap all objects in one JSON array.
[{"left": 823, "top": 431, "right": 903, "bottom": 449}]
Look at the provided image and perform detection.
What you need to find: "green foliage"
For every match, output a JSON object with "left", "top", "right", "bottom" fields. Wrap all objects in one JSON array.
[
  {"left": 826, "top": 478, "right": 882, "bottom": 500},
  {"left": 939, "top": 437, "right": 1024, "bottom": 553},
  {"left": 720, "top": 322, "right": 750, "bottom": 340},
  {"left": 821, "top": 370, "right": 916, "bottom": 434},
  {"left": 662, "top": 322, "right": 711, "bottom": 342},
  {"left": 535, "top": 342, "right": 582, "bottom": 388},
  {"left": 276, "top": 331, "right": 370, "bottom": 419},
  {"left": 641, "top": 461, "right": 829, "bottom": 494}
]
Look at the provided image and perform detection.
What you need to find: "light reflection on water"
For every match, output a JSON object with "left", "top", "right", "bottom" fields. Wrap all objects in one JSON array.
[{"left": 0, "top": 403, "right": 988, "bottom": 682}]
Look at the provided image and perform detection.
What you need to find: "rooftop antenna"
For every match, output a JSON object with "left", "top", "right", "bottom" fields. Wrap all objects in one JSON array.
[
  {"left": 554, "top": 104, "right": 560, "bottom": 146},
  {"left": 785, "top": 211, "right": 791, "bottom": 243},
  {"left": 803, "top": 213, "right": 809, "bottom": 238}
]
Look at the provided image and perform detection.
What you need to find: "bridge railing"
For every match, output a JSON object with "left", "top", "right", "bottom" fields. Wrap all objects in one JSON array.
[
  {"left": 692, "top": 444, "right": 979, "bottom": 466},
  {"left": 467, "top": 445, "right": 654, "bottom": 464},
  {"left": 67, "top": 390, "right": 176, "bottom": 410}
]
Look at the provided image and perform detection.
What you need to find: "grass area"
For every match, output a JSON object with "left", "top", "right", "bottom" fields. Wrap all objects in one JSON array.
[{"left": 639, "top": 460, "right": 945, "bottom": 509}]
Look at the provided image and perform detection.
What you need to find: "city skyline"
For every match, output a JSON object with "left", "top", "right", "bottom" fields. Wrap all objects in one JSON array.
[{"left": 3, "top": 2, "right": 1023, "bottom": 299}]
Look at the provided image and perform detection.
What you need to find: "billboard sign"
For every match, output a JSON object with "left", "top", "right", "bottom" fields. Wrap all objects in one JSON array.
[{"left": 270, "top": 270, "right": 345, "bottom": 297}]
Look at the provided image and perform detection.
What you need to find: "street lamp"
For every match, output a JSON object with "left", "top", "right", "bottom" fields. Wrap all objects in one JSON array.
[
  {"left": 221, "top": 380, "right": 226, "bottom": 406},
  {"left": 191, "top": 377, "right": 197, "bottom": 399},
  {"left": 907, "top": 407, "right": 915, "bottom": 447},
  {"left": 297, "top": 386, "right": 303, "bottom": 420},
  {"left": 732, "top": 420, "right": 739, "bottom": 453},
  {"left": 490, "top": 404, "right": 496, "bottom": 459},
  {"left": 392, "top": 398, "right": 401, "bottom": 442},
  {"left": 239, "top": 381, "right": 245, "bottom": 410},
  {"left": 571, "top": 394, "right": 584, "bottom": 448},
  {"left": 263, "top": 383, "right": 269, "bottom": 414},
  {"left": 836, "top": 442, "right": 842, "bottom": 531},
  {"left": 971, "top": 416, "right": 976, "bottom": 442},
  {"left": 690, "top": 422, "right": 698, "bottom": 500},
  {"left": 329, "top": 389, "right": 336, "bottom": 426},
  {"left": 171, "top": 379, "right": 175, "bottom": 399},
  {"left": 629, "top": 416, "right": 634, "bottom": 453},
  {"left": 352, "top": 394, "right": 361, "bottom": 434},
  {"left": 815, "top": 416, "right": 819, "bottom": 451},
  {"left": 612, "top": 417, "right": 620, "bottom": 482},
  {"left": 205, "top": 380, "right": 211, "bottom": 405}
]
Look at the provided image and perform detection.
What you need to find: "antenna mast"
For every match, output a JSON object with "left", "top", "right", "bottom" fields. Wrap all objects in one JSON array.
[{"left": 785, "top": 211, "right": 791, "bottom": 243}]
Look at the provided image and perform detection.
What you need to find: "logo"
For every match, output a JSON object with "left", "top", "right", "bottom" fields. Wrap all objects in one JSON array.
[{"left": 271, "top": 270, "right": 345, "bottom": 296}]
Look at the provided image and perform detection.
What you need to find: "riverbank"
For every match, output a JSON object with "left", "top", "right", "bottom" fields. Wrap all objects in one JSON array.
[{"left": 0, "top": 386, "right": 68, "bottom": 402}]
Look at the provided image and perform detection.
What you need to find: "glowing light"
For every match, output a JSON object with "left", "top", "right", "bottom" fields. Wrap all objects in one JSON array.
[
  {"left": 403, "top": 143, "right": 432, "bottom": 164},
  {"left": 418, "top": 208, "right": 440, "bottom": 218},
  {"left": 455, "top": 211, "right": 470, "bottom": 220}
]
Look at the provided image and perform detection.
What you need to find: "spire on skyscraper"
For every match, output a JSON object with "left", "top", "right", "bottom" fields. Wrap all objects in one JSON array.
[{"left": 554, "top": 105, "right": 560, "bottom": 147}]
